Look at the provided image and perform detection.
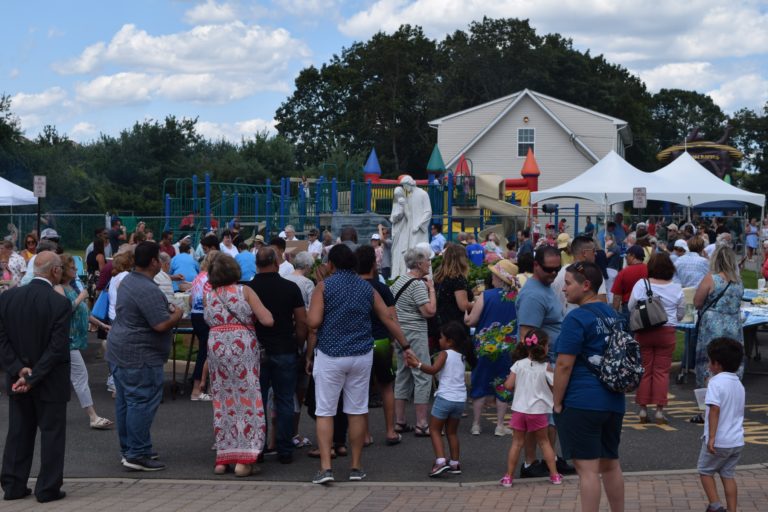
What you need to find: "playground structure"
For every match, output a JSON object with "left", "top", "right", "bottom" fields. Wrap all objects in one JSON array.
[{"left": 161, "top": 146, "right": 542, "bottom": 242}]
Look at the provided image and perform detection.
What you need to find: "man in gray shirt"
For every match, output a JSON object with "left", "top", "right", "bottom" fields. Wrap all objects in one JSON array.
[{"left": 107, "top": 241, "right": 182, "bottom": 472}]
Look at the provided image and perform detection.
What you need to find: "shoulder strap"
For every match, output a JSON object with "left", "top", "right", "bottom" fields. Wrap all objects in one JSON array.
[
  {"left": 700, "top": 280, "right": 732, "bottom": 316},
  {"left": 214, "top": 287, "right": 258, "bottom": 339},
  {"left": 643, "top": 279, "right": 654, "bottom": 299},
  {"left": 394, "top": 278, "right": 419, "bottom": 303}
]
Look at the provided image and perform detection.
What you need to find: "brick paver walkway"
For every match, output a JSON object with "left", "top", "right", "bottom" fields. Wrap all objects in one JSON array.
[{"left": 4, "top": 465, "right": 766, "bottom": 511}]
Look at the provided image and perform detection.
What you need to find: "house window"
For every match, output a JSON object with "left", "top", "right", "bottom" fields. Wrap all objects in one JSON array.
[{"left": 518, "top": 128, "right": 535, "bottom": 157}]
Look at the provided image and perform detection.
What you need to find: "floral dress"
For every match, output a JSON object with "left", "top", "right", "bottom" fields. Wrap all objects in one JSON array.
[
  {"left": 204, "top": 284, "right": 266, "bottom": 465},
  {"left": 64, "top": 286, "right": 89, "bottom": 350},
  {"left": 470, "top": 287, "right": 518, "bottom": 401},
  {"left": 695, "top": 274, "right": 744, "bottom": 386}
]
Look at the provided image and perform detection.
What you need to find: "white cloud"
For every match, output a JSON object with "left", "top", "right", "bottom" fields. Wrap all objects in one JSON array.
[
  {"left": 47, "top": 27, "right": 65, "bottom": 38},
  {"left": 75, "top": 72, "right": 291, "bottom": 106},
  {"left": 10, "top": 87, "right": 67, "bottom": 113},
  {"left": 71, "top": 122, "right": 97, "bottom": 139},
  {"left": 638, "top": 62, "right": 721, "bottom": 92},
  {"left": 57, "top": 20, "right": 309, "bottom": 105},
  {"left": 55, "top": 22, "right": 309, "bottom": 75},
  {"left": 338, "top": 0, "right": 768, "bottom": 65},
  {"left": 197, "top": 118, "right": 277, "bottom": 141},
  {"left": 183, "top": 0, "right": 238, "bottom": 25},
  {"left": 708, "top": 74, "right": 768, "bottom": 113}
]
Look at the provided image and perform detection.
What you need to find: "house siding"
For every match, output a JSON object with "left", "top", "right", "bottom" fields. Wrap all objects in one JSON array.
[
  {"left": 435, "top": 94, "right": 519, "bottom": 166},
  {"left": 537, "top": 97, "right": 618, "bottom": 158}
]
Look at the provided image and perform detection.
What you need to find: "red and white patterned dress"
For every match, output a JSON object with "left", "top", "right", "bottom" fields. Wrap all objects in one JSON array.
[{"left": 204, "top": 284, "right": 266, "bottom": 465}]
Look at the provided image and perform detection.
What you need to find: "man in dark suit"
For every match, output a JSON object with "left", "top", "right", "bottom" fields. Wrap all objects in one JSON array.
[{"left": 0, "top": 252, "right": 71, "bottom": 503}]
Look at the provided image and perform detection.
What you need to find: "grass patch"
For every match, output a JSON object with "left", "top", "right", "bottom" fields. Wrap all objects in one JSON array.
[
  {"left": 172, "top": 334, "right": 195, "bottom": 361},
  {"left": 742, "top": 268, "right": 757, "bottom": 289}
]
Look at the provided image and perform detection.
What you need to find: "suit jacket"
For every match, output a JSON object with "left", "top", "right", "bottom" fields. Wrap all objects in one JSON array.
[{"left": 0, "top": 278, "right": 72, "bottom": 402}]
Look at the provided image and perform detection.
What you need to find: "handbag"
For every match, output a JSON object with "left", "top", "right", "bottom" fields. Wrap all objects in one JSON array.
[
  {"left": 629, "top": 279, "right": 668, "bottom": 331},
  {"left": 91, "top": 284, "right": 110, "bottom": 321}
]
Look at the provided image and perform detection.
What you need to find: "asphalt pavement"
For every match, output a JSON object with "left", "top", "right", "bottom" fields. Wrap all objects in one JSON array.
[{"left": 1, "top": 334, "right": 767, "bottom": 484}]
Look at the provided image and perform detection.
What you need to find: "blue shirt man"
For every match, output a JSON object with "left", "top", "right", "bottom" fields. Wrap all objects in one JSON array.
[
  {"left": 169, "top": 244, "right": 199, "bottom": 291},
  {"left": 430, "top": 224, "right": 446, "bottom": 255}
]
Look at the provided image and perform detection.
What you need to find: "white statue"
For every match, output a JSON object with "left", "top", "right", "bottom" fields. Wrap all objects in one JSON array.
[
  {"left": 389, "top": 176, "right": 432, "bottom": 278},
  {"left": 389, "top": 186, "right": 409, "bottom": 278}
]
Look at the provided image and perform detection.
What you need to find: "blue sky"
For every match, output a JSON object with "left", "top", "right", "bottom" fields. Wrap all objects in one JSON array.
[{"left": 3, "top": 0, "right": 768, "bottom": 143}]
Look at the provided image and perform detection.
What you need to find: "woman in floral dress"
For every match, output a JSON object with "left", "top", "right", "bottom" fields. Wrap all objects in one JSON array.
[
  {"left": 465, "top": 259, "right": 519, "bottom": 436},
  {"left": 693, "top": 246, "right": 744, "bottom": 388},
  {"left": 204, "top": 253, "right": 273, "bottom": 477}
]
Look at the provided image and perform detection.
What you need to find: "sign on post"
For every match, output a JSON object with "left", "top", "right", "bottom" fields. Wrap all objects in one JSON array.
[
  {"left": 633, "top": 187, "right": 647, "bottom": 209},
  {"left": 33, "top": 176, "right": 46, "bottom": 198}
]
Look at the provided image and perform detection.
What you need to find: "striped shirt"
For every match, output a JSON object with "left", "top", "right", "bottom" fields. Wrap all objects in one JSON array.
[{"left": 390, "top": 275, "right": 430, "bottom": 331}]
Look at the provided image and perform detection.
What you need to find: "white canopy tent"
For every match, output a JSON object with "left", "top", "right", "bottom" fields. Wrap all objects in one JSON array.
[
  {"left": 650, "top": 152, "right": 765, "bottom": 207},
  {"left": 531, "top": 151, "right": 653, "bottom": 205},
  {"left": 0, "top": 176, "right": 36, "bottom": 206}
]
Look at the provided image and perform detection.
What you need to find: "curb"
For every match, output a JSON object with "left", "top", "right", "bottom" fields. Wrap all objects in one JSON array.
[{"left": 56, "top": 462, "right": 768, "bottom": 488}]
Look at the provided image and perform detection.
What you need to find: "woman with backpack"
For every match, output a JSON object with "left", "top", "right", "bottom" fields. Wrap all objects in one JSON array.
[{"left": 553, "top": 261, "right": 625, "bottom": 512}]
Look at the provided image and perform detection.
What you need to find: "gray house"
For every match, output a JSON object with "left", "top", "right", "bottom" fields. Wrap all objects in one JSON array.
[{"left": 428, "top": 89, "right": 633, "bottom": 192}]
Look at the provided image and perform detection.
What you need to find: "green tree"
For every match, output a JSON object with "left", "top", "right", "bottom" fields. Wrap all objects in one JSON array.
[
  {"left": 649, "top": 89, "right": 727, "bottom": 154},
  {"left": 730, "top": 104, "right": 768, "bottom": 193}
]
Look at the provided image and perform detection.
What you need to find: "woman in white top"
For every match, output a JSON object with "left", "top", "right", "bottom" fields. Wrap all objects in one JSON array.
[
  {"left": 406, "top": 321, "right": 476, "bottom": 478},
  {"left": 628, "top": 252, "right": 685, "bottom": 424}
]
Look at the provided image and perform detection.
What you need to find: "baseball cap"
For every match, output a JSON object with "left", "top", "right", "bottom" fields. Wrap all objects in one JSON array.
[
  {"left": 371, "top": 233, "right": 381, "bottom": 240},
  {"left": 626, "top": 245, "right": 645, "bottom": 260},
  {"left": 556, "top": 233, "right": 571, "bottom": 249},
  {"left": 40, "top": 228, "right": 60, "bottom": 241},
  {"left": 674, "top": 239, "right": 689, "bottom": 251}
]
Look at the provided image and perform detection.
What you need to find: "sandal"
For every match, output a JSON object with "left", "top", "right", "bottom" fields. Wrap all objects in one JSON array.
[
  {"left": 334, "top": 445, "right": 348, "bottom": 457},
  {"left": 414, "top": 425, "right": 430, "bottom": 437},
  {"left": 364, "top": 437, "right": 374, "bottom": 447},
  {"left": 689, "top": 413, "right": 704, "bottom": 424},
  {"left": 191, "top": 393, "right": 212, "bottom": 401},
  {"left": 385, "top": 433, "right": 402, "bottom": 446},
  {"left": 234, "top": 463, "right": 254, "bottom": 477},
  {"left": 292, "top": 435, "right": 312, "bottom": 448},
  {"left": 394, "top": 422, "right": 414, "bottom": 433},
  {"left": 90, "top": 417, "right": 114, "bottom": 430}
]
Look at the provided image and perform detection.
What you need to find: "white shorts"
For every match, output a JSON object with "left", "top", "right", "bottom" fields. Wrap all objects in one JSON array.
[{"left": 313, "top": 349, "right": 373, "bottom": 416}]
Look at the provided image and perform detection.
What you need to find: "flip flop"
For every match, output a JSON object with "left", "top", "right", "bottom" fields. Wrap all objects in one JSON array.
[
  {"left": 385, "top": 433, "right": 402, "bottom": 446},
  {"left": 364, "top": 437, "right": 374, "bottom": 447},
  {"left": 394, "top": 422, "right": 414, "bottom": 433},
  {"left": 414, "top": 425, "right": 430, "bottom": 437},
  {"left": 90, "top": 417, "right": 114, "bottom": 430}
]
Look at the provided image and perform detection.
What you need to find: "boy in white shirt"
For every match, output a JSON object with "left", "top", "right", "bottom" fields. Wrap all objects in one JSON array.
[{"left": 697, "top": 337, "right": 745, "bottom": 512}]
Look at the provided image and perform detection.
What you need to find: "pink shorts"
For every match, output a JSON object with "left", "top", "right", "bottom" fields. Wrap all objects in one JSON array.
[{"left": 509, "top": 411, "right": 549, "bottom": 433}]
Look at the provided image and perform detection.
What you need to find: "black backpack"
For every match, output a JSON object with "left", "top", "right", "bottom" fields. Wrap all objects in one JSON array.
[{"left": 581, "top": 304, "right": 644, "bottom": 393}]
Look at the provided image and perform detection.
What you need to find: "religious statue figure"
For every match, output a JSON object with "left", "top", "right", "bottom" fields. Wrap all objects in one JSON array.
[
  {"left": 389, "top": 186, "right": 409, "bottom": 279},
  {"left": 389, "top": 175, "right": 433, "bottom": 278}
]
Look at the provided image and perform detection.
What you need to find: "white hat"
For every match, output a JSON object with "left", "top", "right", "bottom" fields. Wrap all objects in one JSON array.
[
  {"left": 674, "top": 239, "right": 689, "bottom": 252},
  {"left": 40, "top": 228, "right": 59, "bottom": 240},
  {"left": 371, "top": 233, "right": 381, "bottom": 240}
]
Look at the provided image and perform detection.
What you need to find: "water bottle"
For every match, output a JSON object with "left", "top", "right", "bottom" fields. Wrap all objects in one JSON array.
[{"left": 759, "top": 278, "right": 766, "bottom": 290}]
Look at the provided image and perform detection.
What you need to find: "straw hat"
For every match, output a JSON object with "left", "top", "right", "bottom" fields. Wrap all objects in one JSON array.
[{"left": 489, "top": 259, "right": 519, "bottom": 286}]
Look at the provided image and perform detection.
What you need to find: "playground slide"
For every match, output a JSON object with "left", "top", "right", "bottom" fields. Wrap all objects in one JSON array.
[{"left": 473, "top": 174, "right": 527, "bottom": 218}]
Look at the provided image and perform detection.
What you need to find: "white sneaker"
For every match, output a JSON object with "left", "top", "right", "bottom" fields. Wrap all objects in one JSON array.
[
  {"left": 470, "top": 424, "right": 481, "bottom": 435},
  {"left": 494, "top": 425, "right": 513, "bottom": 437}
]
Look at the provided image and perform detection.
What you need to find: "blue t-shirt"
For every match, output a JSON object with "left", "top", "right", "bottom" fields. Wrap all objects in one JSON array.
[
  {"left": 235, "top": 251, "right": 257, "bottom": 281},
  {"left": 466, "top": 243, "right": 484, "bottom": 266},
  {"left": 555, "top": 303, "right": 626, "bottom": 414},
  {"left": 516, "top": 277, "right": 563, "bottom": 361},
  {"left": 169, "top": 252, "right": 200, "bottom": 292},
  {"left": 430, "top": 233, "right": 446, "bottom": 254}
]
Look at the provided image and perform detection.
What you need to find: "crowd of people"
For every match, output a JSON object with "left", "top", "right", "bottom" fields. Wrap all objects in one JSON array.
[{"left": 0, "top": 212, "right": 751, "bottom": 512}]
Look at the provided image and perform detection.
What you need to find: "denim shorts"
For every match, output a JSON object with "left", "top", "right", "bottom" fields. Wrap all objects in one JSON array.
[
  {"left": 431, "top": 395, "right": 465, "bottom": 420},
  {"left": 697, "top": 443, "right": 742, "bottom": 478}
]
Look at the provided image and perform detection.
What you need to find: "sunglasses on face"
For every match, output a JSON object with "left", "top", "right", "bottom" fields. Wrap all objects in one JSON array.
[
  {"left": 26, "top": 240, "right": 36, "bottom": 245},
  {"left": 540, "top": 264, "right": 561, "bottom": 274}
]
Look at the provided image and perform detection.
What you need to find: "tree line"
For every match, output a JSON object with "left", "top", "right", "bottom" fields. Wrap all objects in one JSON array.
[{"left": 1, "top": 17, "right": 767, "bottom": 215}]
